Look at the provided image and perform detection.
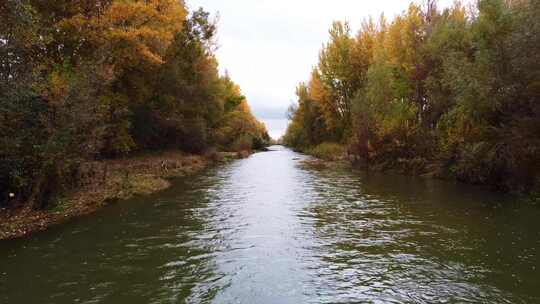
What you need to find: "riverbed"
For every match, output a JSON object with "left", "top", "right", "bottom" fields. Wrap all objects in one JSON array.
[{"left": 1, "top": 146, "right": 539, "bottom": 303}]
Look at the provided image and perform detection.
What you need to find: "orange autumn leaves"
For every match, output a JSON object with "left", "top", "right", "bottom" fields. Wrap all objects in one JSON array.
[
  {"left": 60, "top": 0, "right": 186, "bottom": 68},
  {"left": 285, "top": 0, "right": 540, "bottom": 191},
  {"left": 1, "top": 1, "right": 269, "bottom": 208}
]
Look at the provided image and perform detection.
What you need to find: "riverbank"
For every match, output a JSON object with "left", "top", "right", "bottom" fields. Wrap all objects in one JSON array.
[
  {"left": 297, "top": 144, "right": 540, "bottom": 195},
  {"left": 297, "top": 145, "right": 456, "bottom": 183},
  {"left": 0, "top": 150, "right": 245, "bottom": 240},
  {"left": 2, "top": 145, "right": 539, "bottom": 303}
]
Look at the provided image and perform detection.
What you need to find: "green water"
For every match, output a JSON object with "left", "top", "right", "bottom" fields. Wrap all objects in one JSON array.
[{"left": 1, "top": 146, "right": 539, "bottom": 303}]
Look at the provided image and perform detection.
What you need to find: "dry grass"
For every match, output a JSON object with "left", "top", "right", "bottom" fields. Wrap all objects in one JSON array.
[
  {"left": 306, "top": 142, "right": 346, "bottom": 161},
  {"left": 0, "top": 150, "right": 217, "bottom": 240}
]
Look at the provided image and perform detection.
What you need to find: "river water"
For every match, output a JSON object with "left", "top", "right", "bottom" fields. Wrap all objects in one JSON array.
[{"left": 1, "top": 146, "right": 539, "bottom": 303}]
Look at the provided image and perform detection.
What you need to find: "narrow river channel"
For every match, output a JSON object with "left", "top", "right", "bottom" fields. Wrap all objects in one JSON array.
[{"left": 1, "top": 146, "right": 539, "bottom": 303}]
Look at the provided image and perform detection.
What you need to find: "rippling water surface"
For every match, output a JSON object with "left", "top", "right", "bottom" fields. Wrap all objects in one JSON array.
[{"left": 1, "top": 146, "right": 539, "bottom": 303}]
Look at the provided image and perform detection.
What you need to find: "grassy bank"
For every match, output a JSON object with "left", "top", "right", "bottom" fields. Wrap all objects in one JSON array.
[
  {"left": 295, "top": 143, "right": 350, "bottom": 171},
  {"left": 304, "top": 143, "right": 346, "bottom": 161},
  {"left": 297, "top": 142, "right": 449, "bottom": 176},
  {"left": 0, "top": 150, "right": 243, "bottom": 240},
  {"left": 295, "top": 142, "right": 540, "bottom": 194}
]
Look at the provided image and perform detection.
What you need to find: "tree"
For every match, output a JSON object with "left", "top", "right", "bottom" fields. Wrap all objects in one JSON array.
[
  {"left": 285, "top": 0, "right": 540, "bottom": 191},
  {"left": 1, "top": 1, "right": 268, "bottom": 208}
]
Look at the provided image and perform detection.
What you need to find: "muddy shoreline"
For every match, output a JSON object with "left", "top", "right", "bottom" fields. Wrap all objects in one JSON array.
[{"left": 0, "top": 150, "right": 246, "bottom": 240}]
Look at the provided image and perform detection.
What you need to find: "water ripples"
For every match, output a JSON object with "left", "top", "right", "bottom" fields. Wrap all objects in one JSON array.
[{"left": 0, "top": 146, "right": 538, "bottom": 303}]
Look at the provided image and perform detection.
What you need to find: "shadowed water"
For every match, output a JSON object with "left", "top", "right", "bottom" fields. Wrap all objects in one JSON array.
[{"left": 1, "top": 146, "right": 539, "bottom": 303}]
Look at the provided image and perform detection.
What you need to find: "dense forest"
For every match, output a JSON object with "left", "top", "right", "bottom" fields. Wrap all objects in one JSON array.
[
  {"left": 1, "top": 0, "right": 269, "bottom": 209},
  {"left": 284, "top": 0, "right": 539, "bottom": 192}
]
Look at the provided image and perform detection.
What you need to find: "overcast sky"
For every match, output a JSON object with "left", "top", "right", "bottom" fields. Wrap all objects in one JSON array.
[{"left": 187, "top": 0, "right": 466, "bottom": 138}]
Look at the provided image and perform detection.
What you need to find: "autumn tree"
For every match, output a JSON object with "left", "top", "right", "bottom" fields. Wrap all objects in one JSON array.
[
  {"left": 285, "top": 0, "right": 540, "bottom": 191},
  {"left": 1, "top": 1, "right": 268, "bottom": 208}
]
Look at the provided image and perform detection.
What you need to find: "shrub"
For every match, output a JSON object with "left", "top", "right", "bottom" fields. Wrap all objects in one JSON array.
[
  {"left": 230, "top": 135, "right": 253, "bottom": 152},
  {"left": 306, "top": 142, "right": 346, "bottom": 161}
]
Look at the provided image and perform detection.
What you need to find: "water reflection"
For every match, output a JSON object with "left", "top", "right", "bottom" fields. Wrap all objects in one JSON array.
[
  {"left": 0, "top": 172, "right": 227, "bottom": 303},
  {"left": 0, "top": 146, "right": 539, "bottom": 303}
]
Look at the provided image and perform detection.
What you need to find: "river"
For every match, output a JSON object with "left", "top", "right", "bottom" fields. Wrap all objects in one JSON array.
[{"left": 1, "top": 146, "right": 539, "bottom": 303}]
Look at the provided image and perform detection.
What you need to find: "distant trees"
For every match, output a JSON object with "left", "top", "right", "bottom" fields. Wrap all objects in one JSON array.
[
  {"left": 284, "top": 0, "right": 540, "bottom": 191},
  {"left": 214, "top": 75, "right": 270, "bottom": 151},
  {"left": 1, "top": 0, "right": 268, "bottom": 208}
]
